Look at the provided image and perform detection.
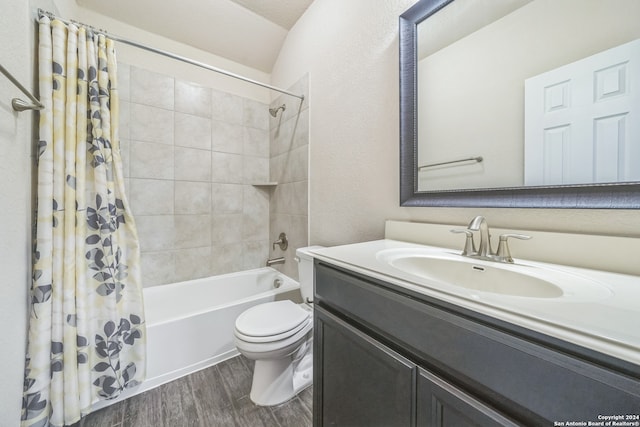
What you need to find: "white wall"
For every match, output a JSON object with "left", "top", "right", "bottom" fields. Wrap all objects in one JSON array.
[
  {"left": 271, "top": 0, "right": 640, "bottom": 249},
  {"left": 0, "top": 1, "right": 36, "bottom": 423}
]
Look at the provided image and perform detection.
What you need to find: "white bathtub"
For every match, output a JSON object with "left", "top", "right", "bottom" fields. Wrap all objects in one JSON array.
[{"left": 92, "top": 267, "right": 299, "bottom": 411}]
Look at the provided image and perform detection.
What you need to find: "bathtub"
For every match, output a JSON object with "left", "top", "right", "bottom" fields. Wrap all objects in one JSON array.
[{"left": 92, "top": 267, "right": 299, "bottom": 411}]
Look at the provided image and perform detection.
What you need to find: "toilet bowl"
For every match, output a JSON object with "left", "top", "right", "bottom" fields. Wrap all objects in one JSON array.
[{"left": 233, "top": 246, "right": 322, "bottom": 406}]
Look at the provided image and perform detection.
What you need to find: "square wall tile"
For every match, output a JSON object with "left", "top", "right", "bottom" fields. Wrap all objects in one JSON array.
[
  {"left": 212, "top": 183, "right": 243, "bottom": 214},
  {"left": 211, "top": 120, "right": 243, "bottom": 154},
  {"left": 271, "top": 183, "right": 294, "bottom": 215},
  {"left": 130, "top": 140, "right": 173, "bottom": 180},
  {"left": 175, "top": 80, "right": 211, "bottom": 117},
  {"left": 119, "top": 100, "right": 130, "bottom": 141},
  {"left": 129, "top": 179, "right": 174, "bottom": 215},
  {"left": 243, "top": 99, "right": 268, "bottom": 130},
  {"left": 175, "top": 147, "right": 212, "bottom": 182},
  {"left": 130, "top": 66, "right": 174, "bottom": 110},
  {"left": 119, "top": 138, "right": 130, "bottom": 179},
  {"left": 212, "top": 214, "right": 243, "bottom": 246},
  {"left": 270, "top": 116, "right": 296, "bottom": 157},
  {"left": 175, "top": 113, "right": 211, "bottom": 150},
  {"left": 135, "top": 215, "right": 176, "bottom": 252},
  {"left": 140, "top": 251, "right": 175, "bottom": 287},
  {"left": 117, "top": 62, "right": 131, "bottom": 102},
  {"left": 130, "top": 103, "right": 174, "bottom": 145},
  {"left": 212, "top": 90, "right": 243, "bottom": 125},
  {"left": 243, "top": 240, "right": 269, "bottom": 270},
  {"left": 211, "top": 152, "right": 243, "bottom": 184},
  {"left": 293, "top": 109, "right": 309, "bottom": 150},
  {"left": 270, "top": 153, "right": 286, "bottom": 183},
  {"left": 287, "top": 214, "right": 309, "bottom": 252},
  {"left": 174, "top": 214, "right": 211, "bottom": 249},
  {"left": 289, "top": 145, "right": 309, "bottom": 183},
  {"left": 243, "top": 212, "right": 269, "bottom": 243},
  {"left": 211, "top": 243, "right": 243, "bottom": 275},
  {"left": 244, "top": 156, "right": 269, "bottom": 184},
  {"left": 174, "top": 247, "right": 213, "bottom": 282},
  {"left": 292, "top": 180, "right": 308, "bottom": 216},
  {"left": 244, "top": 127, "right": 269, "bottom": 158},
  {"left": 243, "top": 185, "right": 269, "bottom": 241},
  {"left": 175, "top": 181, "right": 212, "bottom": 215}
]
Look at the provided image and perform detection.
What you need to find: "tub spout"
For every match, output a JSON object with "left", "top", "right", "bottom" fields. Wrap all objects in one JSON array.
[{"left": 266, "top": 257, "right": 285, "bottom": 267}]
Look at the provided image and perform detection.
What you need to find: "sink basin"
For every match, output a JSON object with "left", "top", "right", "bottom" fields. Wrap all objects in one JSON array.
[{"left": 377, "top": 248, "right": 611, "bottom": 300}]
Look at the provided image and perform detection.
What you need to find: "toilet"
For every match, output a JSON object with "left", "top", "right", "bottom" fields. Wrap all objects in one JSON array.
[{"left": 234, "top": 246, "right": 322, "bottom": 406}]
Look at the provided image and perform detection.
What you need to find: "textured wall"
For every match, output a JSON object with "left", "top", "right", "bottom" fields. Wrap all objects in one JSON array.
[
  {"left": 271, "top": 0, "right": 640, "bottom": 254},
  {"left": 0, "top": 2, "right": 37, "bottom": 424}
]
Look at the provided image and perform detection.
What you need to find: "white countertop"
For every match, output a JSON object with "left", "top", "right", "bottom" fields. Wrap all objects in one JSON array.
[{"left": 311, "top": 239, "right": 640, "bottom": 366}]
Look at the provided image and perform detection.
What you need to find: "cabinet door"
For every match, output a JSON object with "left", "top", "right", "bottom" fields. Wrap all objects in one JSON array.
[
  {"left": 417, "top": 369, "right": 519, "bottom": 427},
  {"left": 314, "top": 306, "right": 417, "bottom": 427}
]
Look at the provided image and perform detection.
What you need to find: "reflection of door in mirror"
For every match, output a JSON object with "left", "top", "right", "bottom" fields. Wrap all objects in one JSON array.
[
  {"left": 524, "top": 39, "right": 640, "bottom": 186},
  {"left": 416, "top": 0, "right": 640, "bottom": 192}
]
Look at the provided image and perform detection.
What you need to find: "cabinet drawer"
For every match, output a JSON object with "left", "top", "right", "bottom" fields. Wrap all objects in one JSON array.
[{"left": 315, "top": 262, "right": 640, "bottom": 424}]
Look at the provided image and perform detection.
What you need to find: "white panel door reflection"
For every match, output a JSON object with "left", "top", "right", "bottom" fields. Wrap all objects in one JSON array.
[{"left": 524, "top": 39, "right": 640, "bottom": 186}]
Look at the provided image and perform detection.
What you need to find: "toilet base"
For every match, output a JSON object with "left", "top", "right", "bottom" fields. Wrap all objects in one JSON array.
[{"left": 249, "top": 339, "right": 313, "bottom": 406}]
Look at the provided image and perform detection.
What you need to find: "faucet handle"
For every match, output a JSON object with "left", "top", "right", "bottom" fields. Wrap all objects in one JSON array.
[
  {"left": 272, "top": 232, "right": 288, "bottom": 251},
  {"left": 450, "top": 228, "right": 476, "bottom": 256},
  {"left": 496, "top": 233, "right": 532, "bottom": 263}
]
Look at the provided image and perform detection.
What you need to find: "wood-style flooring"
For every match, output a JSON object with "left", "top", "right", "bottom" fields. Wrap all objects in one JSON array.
[{"left": 75, "top": 355, "right": 313, "bottom": 427}]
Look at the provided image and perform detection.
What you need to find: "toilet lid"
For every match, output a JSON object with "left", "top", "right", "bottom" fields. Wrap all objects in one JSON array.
[{"left": 235, "top": 300, "right": 311, "bottom": 337}]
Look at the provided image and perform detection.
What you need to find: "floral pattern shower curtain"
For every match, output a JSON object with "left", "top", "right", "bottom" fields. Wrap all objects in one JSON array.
[{"left": 22, "top": 17, "right": 146, "bottom": 427}]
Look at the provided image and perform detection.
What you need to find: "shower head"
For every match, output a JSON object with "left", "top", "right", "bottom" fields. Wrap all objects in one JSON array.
[{"left": 269, "top": 104, "right": 286, "bottom": 117}]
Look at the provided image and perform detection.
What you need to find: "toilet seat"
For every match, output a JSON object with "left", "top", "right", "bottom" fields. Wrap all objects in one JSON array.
[{"left": 235, "top": 300, "right": 311, "bottom": 343}]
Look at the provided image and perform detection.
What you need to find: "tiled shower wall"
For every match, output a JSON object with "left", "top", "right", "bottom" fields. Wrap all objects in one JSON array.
[
  {"left": 269, "top": 76, "right": 310, "bottom": 280},
  {"left": 119, "top": 63, "right": 274, "bottom": 287}
]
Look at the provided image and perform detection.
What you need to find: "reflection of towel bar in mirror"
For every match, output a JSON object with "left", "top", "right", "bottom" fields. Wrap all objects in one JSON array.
[{"left": 419, "top": 156, "right": 483, "bottom": 170}]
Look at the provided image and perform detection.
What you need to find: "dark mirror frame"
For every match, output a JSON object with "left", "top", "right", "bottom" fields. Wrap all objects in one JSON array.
[{"left": 399, "top": 0, "right": 640, "bottom": 208}]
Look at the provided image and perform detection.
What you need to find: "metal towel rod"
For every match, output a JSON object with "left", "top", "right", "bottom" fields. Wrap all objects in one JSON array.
[
  {"left": 0, "top": 63, "right": 44, "bottom": 112},
  {"left": 419, "top": 156, "right": 483, "bottom": 170}
]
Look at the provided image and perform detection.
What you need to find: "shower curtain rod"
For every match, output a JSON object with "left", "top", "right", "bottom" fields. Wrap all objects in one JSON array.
[{"left": 36, "top": 9, "right": 305, "bottom": 101}]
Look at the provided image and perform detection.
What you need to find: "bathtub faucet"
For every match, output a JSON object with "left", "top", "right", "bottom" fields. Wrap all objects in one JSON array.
[
  {"left": 266, "top": 257, "right": 285, "bottom": 267},
  {"left": 273, "top": 232, "right": 288, "bottom": 251}
]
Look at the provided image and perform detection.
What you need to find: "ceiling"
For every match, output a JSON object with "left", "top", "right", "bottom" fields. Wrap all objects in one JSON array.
[
  {"left": 228, "top": 0, "right": 314, "bottom": 30},
  {"left": 76, "top": 0, "right": 315, "bottom": 73}
]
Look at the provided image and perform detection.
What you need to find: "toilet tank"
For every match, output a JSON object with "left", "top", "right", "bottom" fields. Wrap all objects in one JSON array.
[{"left": 296, "top": 246, "right": 324, "bottom": 303}]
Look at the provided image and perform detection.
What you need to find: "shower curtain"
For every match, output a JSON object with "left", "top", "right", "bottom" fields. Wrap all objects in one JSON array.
[{"left": 21, "top": 17, "right": 146, "bottom": 427}]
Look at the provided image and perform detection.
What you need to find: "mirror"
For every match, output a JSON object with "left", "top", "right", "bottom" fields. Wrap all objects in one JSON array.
[{"left": 400, "top": 0, "right": 640, "bottom": 208}]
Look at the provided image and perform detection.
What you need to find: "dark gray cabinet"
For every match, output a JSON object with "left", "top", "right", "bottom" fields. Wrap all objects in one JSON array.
[
  {"left": 315, "top": 307, "right": 416, "bottom": 427},
  {"left": 313, "top": 261, "right": 640, "bottom": 427},
  {"left": 315, "top": 306, "right": 516, "bottom": 427},
  {"left": 416, "top": 369, "right": 517, "bottom": 427}
]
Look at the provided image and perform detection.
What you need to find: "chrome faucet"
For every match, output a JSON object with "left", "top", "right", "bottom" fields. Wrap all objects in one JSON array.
[
  {"left": 451, "top": 216, "right": 531, "bottom": 263},
  {"left": 467, "top": 215, "right": 492, "bottom": 258},
  {"left": 266, "top": 257, "right": 285, "bottom": 267}
]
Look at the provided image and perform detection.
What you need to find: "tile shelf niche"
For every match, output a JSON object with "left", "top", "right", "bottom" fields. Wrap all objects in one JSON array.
[{"left": 251, "top": 182, "right": 278, "bottom": 187}]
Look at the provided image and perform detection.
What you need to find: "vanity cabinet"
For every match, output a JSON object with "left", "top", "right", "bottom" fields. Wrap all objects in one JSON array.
[
  {"left": 313, "top": 261, "right": 640, "bottom": 427},
  {"left": 315, "top": 306, "right": 515, "bottom": 427}
]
